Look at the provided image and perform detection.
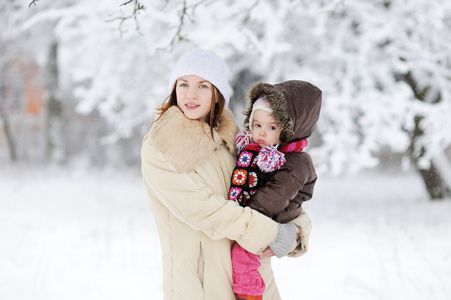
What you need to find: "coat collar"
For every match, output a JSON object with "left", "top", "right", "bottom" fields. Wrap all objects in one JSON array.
[{"left": 149, "top": 106, "right": 238, "bottom": 172}]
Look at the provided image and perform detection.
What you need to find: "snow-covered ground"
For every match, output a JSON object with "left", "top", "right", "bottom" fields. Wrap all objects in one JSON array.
[{"left": 1, "top": 165, "right": 451, "bottom": 300}]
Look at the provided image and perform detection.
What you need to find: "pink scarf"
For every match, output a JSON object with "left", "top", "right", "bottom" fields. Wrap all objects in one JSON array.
[{"left": 235, "top": 130, "right": 308, "bottom": 173}]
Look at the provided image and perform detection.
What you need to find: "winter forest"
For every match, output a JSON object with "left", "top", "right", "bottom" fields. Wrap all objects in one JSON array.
[{"left": 1, "top": 0, "right": 451, "bottom": 299}]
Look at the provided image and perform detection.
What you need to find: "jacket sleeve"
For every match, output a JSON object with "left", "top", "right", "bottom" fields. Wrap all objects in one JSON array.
[
  {"left": 287, "top": 208, "right": 312, "bottom": 257},
  {"left": 246, "top": 152, "right": 317, "bottom": 219},
  {"left": 141, "top": 135, "right": 278, "bottom": 255}
]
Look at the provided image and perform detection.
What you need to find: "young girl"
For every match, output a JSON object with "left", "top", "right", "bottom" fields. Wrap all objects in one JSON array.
[
  {"left": 141, "top": 48, "right": 312, "bottom": 300},
  {"left": 228, "top": 81, "right": 322, "bottom": 300}
]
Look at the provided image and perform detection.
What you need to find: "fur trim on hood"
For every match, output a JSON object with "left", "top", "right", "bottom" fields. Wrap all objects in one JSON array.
[
  {"left": 149, "top": 106, "right": 238, "bottom": 172},
  {"left": 243, "top": 80, "right": 322, "bottom": 146}
]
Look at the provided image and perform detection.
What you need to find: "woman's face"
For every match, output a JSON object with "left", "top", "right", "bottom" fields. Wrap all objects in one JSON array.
[{"left": 176, "top": 75, "right": 214, "bottom": 122}]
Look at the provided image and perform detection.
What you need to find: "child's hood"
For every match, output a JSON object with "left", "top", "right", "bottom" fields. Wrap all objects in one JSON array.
[{"left": 243, "top": 80, "right": 322, "bottom": 146}]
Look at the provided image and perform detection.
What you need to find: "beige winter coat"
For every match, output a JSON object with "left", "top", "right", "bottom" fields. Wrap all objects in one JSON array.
[{"left": 141, "top": 106, "right": 311, "bottom": 300}]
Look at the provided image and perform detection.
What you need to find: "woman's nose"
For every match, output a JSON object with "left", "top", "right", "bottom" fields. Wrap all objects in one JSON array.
[{"left": 186, "top": 87, "right": 197, "bottom": 99}]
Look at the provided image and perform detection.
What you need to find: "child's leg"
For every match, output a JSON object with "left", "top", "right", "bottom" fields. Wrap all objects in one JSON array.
[{"left": 231, "top": 242, "right": 265, "bottom": 296}]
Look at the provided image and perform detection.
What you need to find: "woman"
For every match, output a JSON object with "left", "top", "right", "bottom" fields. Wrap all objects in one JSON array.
[{"left": 141, "top": 48, "right": 312, "bottom": 300}]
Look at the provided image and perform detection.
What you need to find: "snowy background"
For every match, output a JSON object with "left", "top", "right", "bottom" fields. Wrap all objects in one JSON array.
[
  {"left": 2, "top": 0, "right": 451, "bottom": 177},
  {"left": 2, "top": 1, "right": 451, "bottom": 299},
  {"left": 1, "top": 165, "right": 450, "bottom": 300}
]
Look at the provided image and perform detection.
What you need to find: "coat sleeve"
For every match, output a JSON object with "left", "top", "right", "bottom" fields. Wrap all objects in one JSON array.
[
  {"left": 246, "top": 152, "right": 317, "bottom": 219},
  {"left": 141, "top": 135, "right": 278, "bottom": 255},
  {"left": 287, "top": 208, "right": 312, "bottom": 257}
]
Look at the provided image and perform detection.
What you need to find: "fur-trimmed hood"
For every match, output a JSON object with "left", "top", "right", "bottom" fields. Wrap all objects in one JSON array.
[
  {"left": 243, "top": 80, "right": 322, "bottom": 146},
  {"left": 148, "top": 106, "right": 238, "bottom": 172}
]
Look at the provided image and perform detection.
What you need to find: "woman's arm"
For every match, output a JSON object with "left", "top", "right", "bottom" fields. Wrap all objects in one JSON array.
[
  {"left": 261, "top": 209, "right": 311, "bottom": 258},
  {"left": 142, "top": 136, "right": 278, "bottom": 255}
]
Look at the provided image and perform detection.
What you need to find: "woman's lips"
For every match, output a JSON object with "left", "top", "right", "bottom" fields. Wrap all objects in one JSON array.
[{"left": 185, "top": 103, "right": 199, "bottom": 110}]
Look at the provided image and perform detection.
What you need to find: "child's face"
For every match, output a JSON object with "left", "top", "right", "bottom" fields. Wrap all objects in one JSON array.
[{"left": 252, "top": 110, "right": 282, "bottom": 148}]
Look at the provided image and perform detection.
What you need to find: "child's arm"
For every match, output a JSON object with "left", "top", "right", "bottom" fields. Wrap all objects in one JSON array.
[{"left": 247, "top": 152, "right": 317, "bottom": 222}]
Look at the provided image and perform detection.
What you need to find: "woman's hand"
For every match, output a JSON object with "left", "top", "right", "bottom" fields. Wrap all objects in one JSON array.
[
  {"left": 260, "top": 246, "right": 276, "bottom": 258},
  {"left": 260, "top": 226, "right": 301, "bottom": 258}
]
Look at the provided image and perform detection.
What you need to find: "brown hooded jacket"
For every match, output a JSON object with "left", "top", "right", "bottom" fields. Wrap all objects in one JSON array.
[{"left": 243, "top": 80, "right": 322, "bottom": 223}]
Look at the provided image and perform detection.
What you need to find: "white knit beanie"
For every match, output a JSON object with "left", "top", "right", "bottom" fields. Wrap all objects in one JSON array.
[{"left": 168, "top": 48, "right": 230, "bottom": 106}]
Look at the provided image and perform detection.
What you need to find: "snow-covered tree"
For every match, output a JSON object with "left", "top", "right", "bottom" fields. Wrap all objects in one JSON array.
[
  {"left": 0, "top": 0, "right": 24, "bottom": 162},
  {"left": 296, "top": 0, "right": 451, "bottom": 199},
  {"left": 10, "top": 0, "right": 451, "bottom": 198}
]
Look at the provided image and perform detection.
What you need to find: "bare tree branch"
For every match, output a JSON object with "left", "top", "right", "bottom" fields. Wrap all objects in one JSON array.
[
  {"left": 169, "top": 0, "right": 188, "bottom": 46},
  {"left": 29, "top": 0, "right": 39, "bottom": 7},
  {"left": 120, "top": 0, "right": 134, "bottom": 6},
  {"left": 107, "top": 0, "right": 145, "bottom": 36},
  {"left": 157, "top": 0, "right": 219, "bottom": 51}
]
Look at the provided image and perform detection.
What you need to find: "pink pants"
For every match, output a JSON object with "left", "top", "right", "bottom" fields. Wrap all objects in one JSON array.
[{"left": 231, "top": 242, "right": 265, "bottom": 296}]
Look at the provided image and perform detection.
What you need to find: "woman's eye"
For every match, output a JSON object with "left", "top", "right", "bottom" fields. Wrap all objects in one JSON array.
[
  {"left": 179, "top": 83, "right": 188, "bottom": 87},
  {"left": 200, "top": 84, "right": 209, "bottom": 89}
]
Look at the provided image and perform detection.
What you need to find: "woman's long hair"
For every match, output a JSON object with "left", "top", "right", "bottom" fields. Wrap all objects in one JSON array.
[{"left": 155, "top": 82, "right": 226, "bottom": 138}]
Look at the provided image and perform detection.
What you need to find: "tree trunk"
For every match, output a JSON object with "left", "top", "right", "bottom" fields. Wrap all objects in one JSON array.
[
  {"left": 409, "top": 115, "right": 451, "bottom": 200},
  {"left": 416, "top": 162, "right": 451, "bottom": 200},
  {"left": 0, "top": 89, "right": 17, "bottom": 162},
  {"left": 0, "top": 69, "right": 17, "bottom": 162},
  {"left": 402, "top": 72, "right": 451, "bottom": 200},
  {"left": 45, "top": 41, "right": 67, "bottom": 164}
]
